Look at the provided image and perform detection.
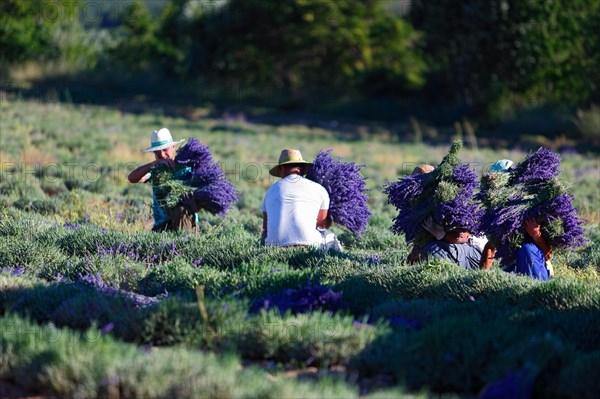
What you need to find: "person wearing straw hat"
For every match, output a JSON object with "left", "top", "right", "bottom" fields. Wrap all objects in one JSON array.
[
  {"left": 128, "top": 128, "right": 199, "bottom": 232},
  {"left": 261, "top": 149, "right": 342, "bottom": 251}
]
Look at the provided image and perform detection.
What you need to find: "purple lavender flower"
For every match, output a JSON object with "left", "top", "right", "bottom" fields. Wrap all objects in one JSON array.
[
  {"left": 434, "top": 189, "right": 483, "bottom": 233},
  {"left": 364, "top": 253, "right": 381, "bottom": 265},
  {"left": 1, "top": 265, "right": 25, "bottom": 276},
  {"left": 193, "top": 258, "right": 203, "bottom": 267},
  {"left": 479, "top": 147, "right": 586, "bottom": 264},
  {"left": 250, "top": 281, "right": 345, "bottom": 314},
  {"left": 78, "top": 272, "right": 108, "bottom": 289},
  {"left": 451, "top": 164, "right": 479, "bottom": 194},
  {"left": 100, "top": 322, "right": 115, "bottom": 334},
  {"left": 306, "top": 150, "right": 371, "bottom": 235},
  {"left": 383, "top": 174, "right": 426, "bottom": 210},
  {"left": 384, "top": 141, "right": 482, "bottom": 244},
  {"left": 513, "top": 147, "right": 561, "bottom": 183},
  {"left": 526, "top": 193, "right": 586, "bottom": 249},
  {"left": 193, "top": 182, "right": 238, "bottom": 216},
  {"left": 77, "top": 272, "right": 164, "bottom": 308},
  {"left": 174, "top": 138, "right": 239, "bottom": 215},
  {"left": 63, "top": 222, "right": 83, "bottom": 230}
]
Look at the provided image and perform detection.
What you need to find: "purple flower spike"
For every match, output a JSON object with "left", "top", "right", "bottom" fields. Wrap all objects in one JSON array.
[
  {"left": 306, "top": 150, "right": 371, "bottom": 235},
  {"left": 100, "top": 322, "right": 115, "bottom": 335},
  {"left": 479, "top": 147, "right": 586, "bottom": 264},
  {"left": 250, "top": 282, "right": 345, "bottom": 314},
  {"left": 174, "top": 138, "right": 239, "bottom": 215},
  {"left": 513, "top": 147, "right": 561, "bottom": 183},
  {"left": 383, "top": 141, "right": 483, "bottom": 244}
]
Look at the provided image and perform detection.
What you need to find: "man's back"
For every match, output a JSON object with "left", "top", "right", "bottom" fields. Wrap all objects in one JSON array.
[
  {"left": 262, "top": 175, "right": 329, "bottom": 246},
  {"left": 424, "top": 240, "right": 482, "bottom": 270}
]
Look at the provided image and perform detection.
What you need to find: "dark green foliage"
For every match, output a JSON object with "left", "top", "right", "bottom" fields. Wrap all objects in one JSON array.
[
  {"left": 410, "top": 0, "right": 599, "bottom": 107},
  {"left": 113, "top": 0, "right": 425, "bottom": 97},
  {"left": 559, "top": 351, "right": 600, "bottom": 399},
  {"left": 0, "top": 0, "right": 64, "bottom": 64}
]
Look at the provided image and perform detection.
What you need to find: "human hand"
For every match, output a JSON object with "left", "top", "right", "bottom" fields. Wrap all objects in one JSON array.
[
  {"left": 524, "top": 217, "right": 542, "bottom": 240},
  {"left": 180, "top": 192, "right": 200, "bottom": 213},
  {"left": 422, "top": 215, "right": 446, "bottom": 240}
]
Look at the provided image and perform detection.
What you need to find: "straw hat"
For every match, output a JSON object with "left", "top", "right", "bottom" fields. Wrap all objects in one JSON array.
[
  {"left": 141, "top": 128, "right": 185, "bottom": 153},
  {"left": 269, "top": 149, "right": 313, "bottom": 177},
  {"left": 411, "top": 164, "right": 435, "bottom": 175}
]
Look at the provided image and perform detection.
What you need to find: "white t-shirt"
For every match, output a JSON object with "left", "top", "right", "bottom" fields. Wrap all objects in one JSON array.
[{"left": 261, "top": 174, "right": 330, "bottom": 246}]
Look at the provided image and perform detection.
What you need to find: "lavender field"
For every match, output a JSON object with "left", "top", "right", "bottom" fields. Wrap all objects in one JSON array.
[{"left": 1, "top": 98, "right": 599, "bottom": 398}]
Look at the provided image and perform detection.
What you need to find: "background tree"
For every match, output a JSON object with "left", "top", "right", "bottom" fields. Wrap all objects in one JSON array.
[{"left": 410, "top": 0, "right": 599, "bottom": 109}]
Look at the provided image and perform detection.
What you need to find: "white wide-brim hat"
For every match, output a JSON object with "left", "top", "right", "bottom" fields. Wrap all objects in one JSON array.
[{"left": 141, "top": 128, "right": 185, "bottom": 153}]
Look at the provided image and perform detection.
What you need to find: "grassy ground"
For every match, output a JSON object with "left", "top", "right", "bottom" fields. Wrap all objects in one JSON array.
[{"left": 1, "top": 98, "right": 599, "bottom": 398}]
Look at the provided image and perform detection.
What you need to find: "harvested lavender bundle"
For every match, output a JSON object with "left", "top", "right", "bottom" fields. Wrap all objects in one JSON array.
[
  {"left": 151, "top": 164, "right": 193, "bottom": 210},
  {"left": 384, "top": 141, "right": 483, "bottom": 247},
  {"left": 478, "top": 148, "right": 586, "bottom": 264},
  {"left": 193, "top": 182, "right": 239, "bottom": 216},
  {"left": 153, "top": 138, "right": 238, "bottom": 215},
  {"left": 306, "top": 149, "right": 371, "bottom": 235}
]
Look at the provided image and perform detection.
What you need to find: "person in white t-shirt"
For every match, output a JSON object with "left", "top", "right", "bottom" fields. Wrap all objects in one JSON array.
[{"left": 261, "top": 149, "right": 342, "bottom": 251}]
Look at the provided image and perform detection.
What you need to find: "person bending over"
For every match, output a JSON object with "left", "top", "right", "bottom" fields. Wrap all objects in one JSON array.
[{"left": 128, "top": 128, "right": 199, "bottom": 232}]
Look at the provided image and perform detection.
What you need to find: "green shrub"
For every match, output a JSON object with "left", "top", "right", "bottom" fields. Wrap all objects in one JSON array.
[
  {"left": 0, "top": 314, "right": 361, "bottom": 398},
  {"left": 0, "top": 237, "right": 67, "bottom": 278},
  {"left": 141, "top": 296, "right": 248, "bottom": 349},
  {"left": 136, "top": 258, "right": 202, "bottom": 296},
  {"left": 13, "top": 197, "right": 60, "bottom": 215},
  {"left": 235, "top": 310, "right": 385, "bottom": 366}
]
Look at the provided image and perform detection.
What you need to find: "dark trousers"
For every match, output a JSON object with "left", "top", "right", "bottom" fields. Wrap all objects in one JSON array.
[{"left": 152, "top": 205, "right": 198, "bottom": 233}]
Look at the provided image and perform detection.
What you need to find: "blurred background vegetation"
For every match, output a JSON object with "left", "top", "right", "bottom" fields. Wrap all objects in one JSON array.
[{"left": 1, "top": 0, "right": 599, "bottom": 146}]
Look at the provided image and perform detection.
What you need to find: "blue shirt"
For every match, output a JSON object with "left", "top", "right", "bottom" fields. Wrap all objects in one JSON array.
[{"left": 505, "top": 242, "right": 549, "bottom": 281}]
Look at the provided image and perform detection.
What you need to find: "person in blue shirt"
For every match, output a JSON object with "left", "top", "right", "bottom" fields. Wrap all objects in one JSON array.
[
  {"left": 128, "top": 128, "right": 199, "bottom": 232},
  {"left": 481, "top": 160, "right": 554, "bottom": 280}
]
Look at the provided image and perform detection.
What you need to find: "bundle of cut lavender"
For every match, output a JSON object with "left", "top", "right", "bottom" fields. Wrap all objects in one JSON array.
[
  {"left": 383, "top": 141, "right": 483, "bottom": 247},
  {"left": 306, "top": 150, "right": 371, "bottom": 235},
  {"left": 478, "top": 148, "right": 586, "bottom": 264},
  {"left": 152, "top": 138, "right": 238, "bottom": 216}
]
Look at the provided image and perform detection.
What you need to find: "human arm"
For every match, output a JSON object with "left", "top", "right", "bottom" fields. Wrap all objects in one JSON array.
[
  {"left": 316, "top": 210, "right": 332, "bottom": 229},
  {"left": 127, "top": 158, "right": 175, "bottom": 183},
  {"left": 422, "top": 215, "right": 446, "bottom": 240},
  {"left": 524, "top": 217, "right": 553, "bottom": 261},
  {"left": 407, "top": 245, "right": 424, "bottom": 264},
  {"left": 480, "top": 242, "right": 496, "bottom": 270},
  {"left": 261, "top": 212, "right": 268, "bottom": 245}
]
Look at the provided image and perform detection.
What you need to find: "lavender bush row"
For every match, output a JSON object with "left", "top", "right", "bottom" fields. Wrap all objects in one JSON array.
[{"left": 306, "top": 150, "right": 371, "bottom": 235}]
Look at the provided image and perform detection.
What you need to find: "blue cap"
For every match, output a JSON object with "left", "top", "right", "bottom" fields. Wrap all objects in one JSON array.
[{"left": 488, "top": 159, "right": 514, "bottom": 173}]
